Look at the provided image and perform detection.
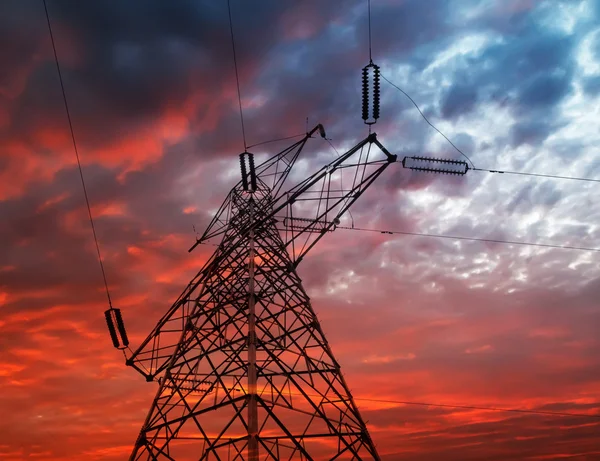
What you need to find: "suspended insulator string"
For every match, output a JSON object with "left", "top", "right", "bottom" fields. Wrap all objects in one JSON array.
[
  {"left": 372, "top": 64, "right": 380, "bottom": 120},
  {"left": 362, "top": 67, "right": 370, "bottom": 121},
  {"left": 336, "top": 225, "right": 600, "bottom": 253},
  {"left": 239, "top": 153, "right": 249, "bottom": 190},
  {"left": 248, "top": 153, "right": 257, "bottom": 190},
  {"left": 105, "top": 310, "right": 120, "bottom": 348},
  {"left": 402, "top": 156, "right": 469, "bottom": 175},
  {"left": 380, "top": 72, "right": 475, "bottom": 168},
  {"left": 104, "top": 308, "right": 129, "bottom": 349},
  {"left": 409, "top": 156, "right": 467, "bottom": 165},
  {"left": 43, "top": 0, "right": 112, "bottom": 308},
  {"left": 408, "top": 166, "right": 466, "bottom": 175},
  {"left": 227, "top": 0, "right": 247, "bottom": 151}
]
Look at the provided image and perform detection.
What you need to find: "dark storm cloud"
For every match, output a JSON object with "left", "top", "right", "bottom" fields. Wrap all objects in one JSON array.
[
  {"left": 436, "top": 11, "right": 581, "bottom": 150},
  {"left": 1, "top": 0, "right": 456, "bottom": 162},
  {"left": 2, "top": 0, "right": 288, "bottom": 153},
  {"left": 519, "top": 70, "right": 572, "bottom": 108},
  {"left": 367, "top": 0, "right": 452, "bottom": 59},
  {"left": 2, "top": 1, "right": 600, "bottom": 459},
  {"left": 441, "top": 84, "right": 478, "bottom": 119},
  {"left": 242, "top": 0, "right": 455, "bottom": 148},
  {"left": 0, "top": 1, "right": 46, "bottom": 95},
  {"left": 509, "top": 117, "right": 564, "bottom": 147},
  {"left": 0, "top": 141, "right": 225, "bottom": 314},
  {"left": 477, "top": 23, "right": 575, "bottom": 92}
]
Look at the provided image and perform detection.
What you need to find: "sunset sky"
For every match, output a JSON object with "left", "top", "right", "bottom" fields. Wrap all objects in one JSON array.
[{"left": 2, "top": 0, "right": 600, "bottom": 459}]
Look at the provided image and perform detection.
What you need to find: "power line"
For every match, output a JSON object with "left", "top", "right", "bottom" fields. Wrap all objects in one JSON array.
[
  {"left": 43, "top": 0, "right": 113, "bottom": 308},
  {"left": 245, "top": 388, "right": 600, "bottom": 420},
  {"left": 472, "top": 167, "right": 600, "bottom": 184},
  {"left": 381, "top": 72, "right": 475, "bottom": 168},
  {"left": 198, "top": 223, "right": 600, "bottom": 253},
  {"left": 382, "top": 73, "right": 600, "bottom": 184},
  {"left": 337, "top": 225, "right": 600, "bottom": 253},
  {"left": 353, "top": 397, "right": 600, "bottom": 420},
  {"left": 227, "top": 0, "right": 247, "bottom": 151}
]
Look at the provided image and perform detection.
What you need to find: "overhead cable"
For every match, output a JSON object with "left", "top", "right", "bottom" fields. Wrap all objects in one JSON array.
[
  {"left": 353, "top": 397, "right": 600, "bottom": 420},
  {"left": 383, "top": 73, "right": 600, "bottom": 184},
  {"left": 336, "top": 225, "right": 600, "bottom": 253},
  {"left": 43, "top": 0, "right": 113, "bottom": 308},
  {"left": 227, "top": 0, "right": 247, "bottom": 151}
]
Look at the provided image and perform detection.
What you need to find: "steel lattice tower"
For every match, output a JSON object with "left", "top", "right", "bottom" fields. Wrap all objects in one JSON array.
[{"left": 113, "top": 126, "right": 396, "bottom": 460}]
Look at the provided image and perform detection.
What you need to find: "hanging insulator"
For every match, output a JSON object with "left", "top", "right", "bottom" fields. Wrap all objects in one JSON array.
[
  {"left": 240, "top": 152, "right": 257, "bottom": 192},
  {"left": 317, "top": 124, "right": 327, "bottom": 139},
  {"left": 104, "top": 307, "right": 129, "bottom": 350},
  {"left": 248, "top": 153, "right": 257, "bottom": 191},
  {"left": 401, "top": 156, "right": 469, "bottom": 175},
  {"left": 239, "top": 153, "right": 249, "bottom": 191},
  {"left": 361, "top": 67, "right": 369, "bottom": 121},
  {"left": 362, "top": 63, "right": 381, "bottom": 125},
  {"left": 372, "top": 65, "right": 381, "bottom": 120}
]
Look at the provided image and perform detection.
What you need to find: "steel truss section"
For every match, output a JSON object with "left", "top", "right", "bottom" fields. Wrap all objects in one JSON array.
[{"left": 126, "top": 129, "right": 396, "bottom": 460}]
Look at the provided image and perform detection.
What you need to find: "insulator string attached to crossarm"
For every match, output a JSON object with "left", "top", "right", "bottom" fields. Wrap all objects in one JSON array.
[
  {"left": 248, "top": 153, "right": 257, "bottom": 191},
  {"left": 372, "top": 64, "right": 380, "bottom": 120},
  {"left": 240, "top": 153, "right": 249, "bottom": 190},
  {"left": 104, "top": 307, "right": 129, "bottom": 350},
  {"left": 362, "top": 63, "right": 381, "bottom": 126},
  {"left": 362, "top": 67, "right": 370, "bottom": 121},
  {"left": 402, "top": 156, "right": 469, "bottom": 175}
]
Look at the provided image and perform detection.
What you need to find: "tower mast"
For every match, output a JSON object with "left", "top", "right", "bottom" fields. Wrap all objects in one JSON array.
[{"left": 113, "top": 126, "right": 395, "bottom": 460}]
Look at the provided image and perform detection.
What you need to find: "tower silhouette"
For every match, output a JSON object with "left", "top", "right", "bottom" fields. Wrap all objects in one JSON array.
[{"left": 115, "top": 126, "right": 396, "bottom": 460}]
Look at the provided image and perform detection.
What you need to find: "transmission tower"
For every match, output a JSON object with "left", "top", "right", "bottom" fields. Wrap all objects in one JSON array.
[{"left": 106, "top": 125, "right": 396, "bottom": 460}]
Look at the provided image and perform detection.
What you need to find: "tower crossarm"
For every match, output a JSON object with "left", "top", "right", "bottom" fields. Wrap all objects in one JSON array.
[
  {"left": 269, "top": 132, "right": 396, "bottom": 265},
  {"left": 191, "top": 125, "right": 327, "bottom": 250},
  {"left": 124, "top": 252, "right": 219, "bottom": 380},
  {"left": 191, "top": 130, "right": 397, "bottom": 266}
]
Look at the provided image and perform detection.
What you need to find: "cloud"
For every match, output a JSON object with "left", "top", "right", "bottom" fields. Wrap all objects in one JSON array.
[
  {"left": 441, "top": 84, "right": 479, "bottom": 119},
  {"left": 2, "top": 0, "right": 600, "bottom": 459}
]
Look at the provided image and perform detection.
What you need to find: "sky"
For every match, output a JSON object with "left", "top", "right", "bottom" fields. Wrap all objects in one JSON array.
[{"left": 1, "top": 0, "right": 600, "bottom": 459}]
